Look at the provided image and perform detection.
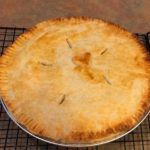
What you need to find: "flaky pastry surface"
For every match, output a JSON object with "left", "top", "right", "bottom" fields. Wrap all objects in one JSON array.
[{"left": 0, "top": 17, "right": 150, "bottom": 144}]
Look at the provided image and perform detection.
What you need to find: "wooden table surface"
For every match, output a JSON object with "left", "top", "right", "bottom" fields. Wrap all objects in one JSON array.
[{"left": 0, "top": 0, "right": 150, "bottom": 33}]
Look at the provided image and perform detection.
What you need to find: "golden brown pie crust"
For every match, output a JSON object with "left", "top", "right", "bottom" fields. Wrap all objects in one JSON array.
[{"left": 0, "top": 17, "right": 150, "bottom": 144}]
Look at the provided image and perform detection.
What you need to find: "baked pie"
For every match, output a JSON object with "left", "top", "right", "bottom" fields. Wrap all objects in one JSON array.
[{"left": 0, "top": 17, "right": 150, "bottom": 144}]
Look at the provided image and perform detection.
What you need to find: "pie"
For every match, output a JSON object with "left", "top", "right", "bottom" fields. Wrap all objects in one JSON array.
[{"left": 0, "top": 17, "right": 150, "bottom": 144}]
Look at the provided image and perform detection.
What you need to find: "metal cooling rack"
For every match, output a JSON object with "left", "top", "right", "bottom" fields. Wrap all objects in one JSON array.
[{"left": 0, "top": 27, "right": 150, "bottom": 150}]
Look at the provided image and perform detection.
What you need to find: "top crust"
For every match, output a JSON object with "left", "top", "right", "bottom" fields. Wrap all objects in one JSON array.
[{"left": 0, "top": 17, "right": 150, "bottom": 144}]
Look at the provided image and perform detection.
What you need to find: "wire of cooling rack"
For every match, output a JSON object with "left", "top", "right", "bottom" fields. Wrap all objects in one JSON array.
[{"left": 0, "top": 27, "right": 150, "bottom": 150}]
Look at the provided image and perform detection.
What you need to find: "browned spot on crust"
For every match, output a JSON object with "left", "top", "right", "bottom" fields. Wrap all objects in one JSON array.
[
  {"left": 72, "top": 52, "right": 105, "bottom": 83},
  {"left": 72, "top": 52, "right": 91, "bottom": 65},
  {"left": 39, "top": 129, "right": 44, "bottom": 134},
  {"left": 74, "top": 66, "right": 93, "bottom": 79},
  {"left": 74, "top": 66, "right": 104, "bottom": 83}
]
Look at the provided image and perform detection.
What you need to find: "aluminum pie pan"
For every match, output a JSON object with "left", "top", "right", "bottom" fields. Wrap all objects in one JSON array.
[{"left": 1, "top": 98, "right": 150, "bottom": 147}]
